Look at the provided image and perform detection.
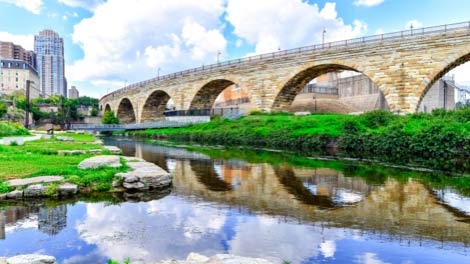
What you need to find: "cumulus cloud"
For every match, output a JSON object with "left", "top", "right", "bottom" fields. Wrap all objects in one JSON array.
[
  {"left": 67, "top": 0, "right": 227, "bottom": 93},
  {"left": 405, "top": 19, "right": 423, "bottom": 29},
  {"left": 0, "top": 31, "right": 34, "bottom": 50},
  {"left": 225, "top": 0, "right": 367, "bottom": 54},
  {"left": 0, "top": 0, "right": 42, "bottom": 14},
  {"left": 57, "top": 0, "right": 103, "bottom": 11},
  {"left": 354, "top": 0, "right": 385, "bottom": 7}
]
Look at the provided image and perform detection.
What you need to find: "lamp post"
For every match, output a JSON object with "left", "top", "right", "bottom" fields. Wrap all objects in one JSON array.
[
  {"left": 322, "top": 28, "right": 327, "bottom": 45},
  {"left": 410, "top": 24, "right": 414, "bottom": 35},
  {"left": 313, "top": 94, "right": 317, "bottom": 112},
  {"left": 24, "top": 80, "right": 34, "bottom": 129},
  {"left": 217, "top": 50, "right": 221, "bottom": 63},
  {"left": 157, "top": 67, "right": 161, "bottom": 78}
]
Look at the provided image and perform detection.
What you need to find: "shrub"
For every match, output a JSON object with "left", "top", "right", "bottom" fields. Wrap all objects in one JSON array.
[
  {"left": 359, "top": 110, "right": 395, "bottom": 129},
  {"left": 102, "top": 111, "right": 119, "bottom": 124}
]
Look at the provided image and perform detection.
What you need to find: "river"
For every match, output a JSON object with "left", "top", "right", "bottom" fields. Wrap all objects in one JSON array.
[{"left": 1, "top": 137, "right": 469, "bottom": 263}]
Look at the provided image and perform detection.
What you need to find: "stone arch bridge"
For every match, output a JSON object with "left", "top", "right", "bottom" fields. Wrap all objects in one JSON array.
[{"left": 100, "top": 21, "right": 470, "bottom": 124}]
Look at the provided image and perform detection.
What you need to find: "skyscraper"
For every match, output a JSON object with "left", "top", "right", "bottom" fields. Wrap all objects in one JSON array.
[{"left": 34, "top": 30, "right": 65, "bottom": 97}]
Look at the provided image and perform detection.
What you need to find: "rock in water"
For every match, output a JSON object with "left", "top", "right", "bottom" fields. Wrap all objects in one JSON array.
[
  {"left": 57, "top": 183, "right": 78, "bottom": 196},
  {"left": 115, "top": 158, "right": 171, "bottom": 191},
  {"left": 6, "top": 254, "right": 57, "bottom": 264},
  {"left": 24, "top": 184, "right": 46, "bottom": 197},
  {"left": 78, "top": 155, "right": 122, "bottom": 169}
]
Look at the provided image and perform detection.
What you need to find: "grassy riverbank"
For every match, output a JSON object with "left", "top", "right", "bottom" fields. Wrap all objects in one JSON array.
[
  {"left": 119, "top": 109, "right": 470, "bottom": 172},
  {"left": 0, "top": 132, "right": 128, "bottom": 194},
  {"left": 0, "top": 121, "right": 30, "bottom": 138}
]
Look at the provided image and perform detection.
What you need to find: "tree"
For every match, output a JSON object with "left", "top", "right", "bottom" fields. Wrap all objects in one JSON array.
[
  {"left": 0, "top": 100, "right": 7, "bottom": 118},
  {"left": 91, "top": 107, "right": 98, "bottom": 117},
  {"left": 102, "top": 111, "right": 119, "bottom": 124}
]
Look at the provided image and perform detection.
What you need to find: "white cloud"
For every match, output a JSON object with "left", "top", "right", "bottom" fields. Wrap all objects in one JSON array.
[
  {"left": 0, "top": 32, "right": 34, "bottom": 50},
  {"left": 62, "top": 15, "right": 68, "bottom": 20},
  {"left": 0, "top": 0, "right": 42, "bottom": 14},
  {"left": 57, "top": 0, "right": 103, "bottom": 11},
  {"left": 374, "top": 28, "right": 385, "bottom": 34},
  {"left": 354, "top": 0, "right": 384, "bottom": 7},
  {"left": 405, "top": 19, "right": 423, "bottom": 29},
  {"left": 450, "top": 62, "right": 470, "bottom": 87},
  {"left": 225, "top": 1, "right": 367, "bottom": 54},
  {"left": 67, "top": 0, "right": 227, "bottom": 94}
]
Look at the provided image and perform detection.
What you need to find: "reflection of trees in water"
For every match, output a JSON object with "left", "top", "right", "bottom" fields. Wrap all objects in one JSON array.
[
  {"left": 190, "top": 160, "right": 232, "bottom": 192},
  {"left": 273, "top": 165, "right": 337, "bottom": 208}
]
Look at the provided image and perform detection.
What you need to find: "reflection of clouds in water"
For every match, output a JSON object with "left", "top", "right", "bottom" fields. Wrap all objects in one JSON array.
[
  {"left": 166, "top": 158, "right": 177, "bottom": 172},
  {"left": 335, "top": 190, "right": 364, "bottom": 204},
  {"left": 75, "top": 195, "right": 351, "bottom": 263},
  {"left": 76, "top": 197, "right": 227, "bottom": 262},
  {"left": 229, "top": 215, "right": 346, "bottom": 263},
  {"left": 5, "top": 215, "right": 38, "bottom": 233},
  {"left": 355, "top": 253, "right": 391, "bottom": 264},
  {"left": 434, "top": 188, "right": 470, "bottom": 215},
  {"left": 320, "top": 240, "right": 336, "bottom": 258},
  {"left": 62, "top": 249, "right": 103, "bottom": 264}
]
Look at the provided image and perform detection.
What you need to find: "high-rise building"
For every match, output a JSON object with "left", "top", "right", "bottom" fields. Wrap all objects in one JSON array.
[
  {"left": 34, "top": 30, "right": 65, "bottom": 97},
  {"left": 68, "top": 85, "right": 79, "bottom": 99},
  {"left": 0, "top": 41, "right": 36, "bottom": 69}
]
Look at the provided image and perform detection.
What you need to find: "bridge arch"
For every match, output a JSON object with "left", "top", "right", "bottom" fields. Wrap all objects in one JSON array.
[
  {"left": 272, "top": 63, "right": 383, "bottom": 112},
  {"left": 104, "top": 104, "right": 111, "bottom": 112},
  {"left": 416, "top": 49, "right": 470, "bottom": 112},
  {"left": 140, "top": 90, "right": 172, "bottom": 123},
  {"left": 189, "top": 79, "right": 254, "bottom": 110},
  {"left": 117, "top": 98, "right": 136, "bottom": 124}
]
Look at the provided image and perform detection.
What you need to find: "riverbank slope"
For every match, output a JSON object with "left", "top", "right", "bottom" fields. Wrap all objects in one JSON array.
[{"left": 117, "top": 109, "right": 470, "bottom": 172}]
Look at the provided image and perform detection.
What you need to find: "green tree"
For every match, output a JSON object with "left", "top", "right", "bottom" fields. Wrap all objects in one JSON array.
[
  {"left": 0, "top": 100, "right": 7, "bottom": 118},
  {"left": 102, "top": 111, "right": 119, "bottom": 124},
  {"left": 91, "top": 107, "right": 98, "bottom": 117}
]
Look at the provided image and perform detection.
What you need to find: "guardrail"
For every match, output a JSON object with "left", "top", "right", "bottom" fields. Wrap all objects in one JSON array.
[
  {"left": 101, "top": 21, "right": 470, "bottom": 101},
  {"left": 70, "top": 119, "right": 208, "bottom": 131},
  {"left": 164, "top": 107, "right": 240, "bottom": 117}
]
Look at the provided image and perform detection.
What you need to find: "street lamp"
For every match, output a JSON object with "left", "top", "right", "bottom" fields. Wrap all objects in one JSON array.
[
  {"left": 312, "top": 94, "right": 317, "bottom": 112},
  {"left": 410, "top": 24, "right": 414, "bottom": 35},
  {"left": 322, "top": 28, "right": 327, "bottom": 45},
  {"left": 157, "top": 67, "right": 161, "bottom": 78}
]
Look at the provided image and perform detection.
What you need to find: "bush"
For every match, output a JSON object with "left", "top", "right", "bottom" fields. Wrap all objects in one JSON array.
[
  {"left": 359, "top": 110, "right": 395, "bottom": 129},
  {"left": 0, "top": 121, "right": 30, "bottom": 137},
  {"left": 102, "top": 111, "right": 119, "bottom": 124}
]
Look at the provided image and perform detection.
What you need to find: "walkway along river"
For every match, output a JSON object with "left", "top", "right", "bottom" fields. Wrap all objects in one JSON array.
[{"left": 1, "top": 137, "right": 469, "bottom": 263}]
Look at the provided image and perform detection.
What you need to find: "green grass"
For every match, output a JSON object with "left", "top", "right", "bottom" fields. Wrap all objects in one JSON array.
[{"left": 0, "top": 133, "right": 127, "bottom": 194}]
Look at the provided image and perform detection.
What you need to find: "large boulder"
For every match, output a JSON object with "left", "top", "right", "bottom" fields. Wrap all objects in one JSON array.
[
  {"left": 24, "top": 184, "right": 46, "bottom": 197},
  {"left": 78, "top": 155, "right": 121, "bottom": 169},
  {"left": 103, "top": 145, "right": 121, "bottom": 155},
  {"left": 6, "top": 254, "right": 57, "bottom": 264},
  {"left": 57, "top": 183, "right": 78, "bottom": 196},
  {"left": 6, "top": 190, "right": 23, "bottom": 199},
  {"left": 114, "top": 156, "right": 171, "bottom": 191},
  {"left": 7, "top": 176, "right": 63, "bottom": 188}
]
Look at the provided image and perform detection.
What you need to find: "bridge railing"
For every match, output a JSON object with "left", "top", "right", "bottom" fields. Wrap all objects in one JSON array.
[
  {"left": 70, "top": 119, "right": 208, "bottom": 131},
  {"left": 164, "top": 108, "right": 240, "bottom": 117},
  {"left": 101, "top": 21, "right": 470, "bottom": 101}
]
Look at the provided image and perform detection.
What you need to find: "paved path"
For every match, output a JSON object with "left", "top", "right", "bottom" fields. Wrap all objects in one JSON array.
[{"left": 0, "top": 134, "right": 42, "bottom": 145}]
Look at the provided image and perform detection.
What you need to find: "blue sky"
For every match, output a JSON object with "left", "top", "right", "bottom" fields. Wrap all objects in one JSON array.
[{"left": 1, "top": 0, "right": 470, "bottom": 98}]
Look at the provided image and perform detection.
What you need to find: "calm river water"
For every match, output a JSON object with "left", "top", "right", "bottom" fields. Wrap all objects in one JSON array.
[{"left": 1, "top": 138, "right": 470, "bottom": 263}]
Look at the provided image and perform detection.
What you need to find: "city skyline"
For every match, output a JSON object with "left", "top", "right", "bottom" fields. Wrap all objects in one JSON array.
[{"left": 1, "top": 0, "right": 470, "bottom": 98}]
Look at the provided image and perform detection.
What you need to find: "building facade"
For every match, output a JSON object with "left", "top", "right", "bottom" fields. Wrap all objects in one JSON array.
[
  {"left": 34, "top": 30, "right": 65, "bottom": 98},
  {"left": 68, "top": 85, "right": 79, "bottom": 99},
  {"left": 0, "top": 41, "right": 36, "bottom": 69},
  {"left": 0, "top": 59, "right": 40, "bottom": 98}
]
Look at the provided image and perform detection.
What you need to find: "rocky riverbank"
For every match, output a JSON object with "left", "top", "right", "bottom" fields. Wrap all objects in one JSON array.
[{"left": 1, "top": 253, "right": 273, "bottom": 264}]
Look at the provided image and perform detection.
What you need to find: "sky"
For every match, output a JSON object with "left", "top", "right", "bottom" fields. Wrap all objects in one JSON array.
[{"left": 1, "top": 0, "right": 470, "bottom": 98}]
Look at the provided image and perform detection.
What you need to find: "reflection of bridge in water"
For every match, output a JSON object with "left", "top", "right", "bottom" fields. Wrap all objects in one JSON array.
[{"left": 111, "top": 138, "right": 470, "bottom": 246}]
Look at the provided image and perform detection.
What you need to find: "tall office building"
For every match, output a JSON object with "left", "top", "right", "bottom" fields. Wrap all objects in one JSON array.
[
  {"left": 68, "top": 85, "right": 79, "bottom": 99},
  {"left": 34, "top": 30, "right": 65, "bottom": 97},
  {"left": 0, "top": 41, "right": 36, "bottom": 69}
]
